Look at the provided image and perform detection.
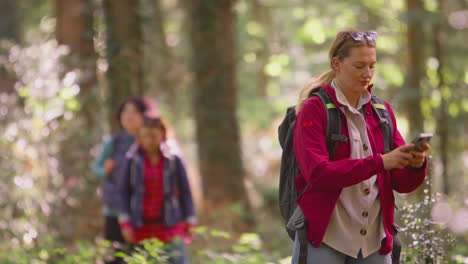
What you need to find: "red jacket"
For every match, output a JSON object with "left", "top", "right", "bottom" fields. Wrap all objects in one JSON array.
[{"left": 293, "top": 84, "right": 427, "bottom": 255}]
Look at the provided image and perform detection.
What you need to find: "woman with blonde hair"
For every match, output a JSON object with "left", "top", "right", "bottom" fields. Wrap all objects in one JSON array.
[{"left": 290, "top": 30, "right": 430, "bottom": 263}]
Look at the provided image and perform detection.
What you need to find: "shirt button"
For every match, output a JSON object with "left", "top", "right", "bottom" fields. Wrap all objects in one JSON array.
[
  {"left": 363, "top": 143, "right": 369, "bottom": 151},
  {"left": 362, "top": 211, "right": 369, "bottom": 217},
  {"left": 360, "top": 229, "right": 367, "bottom": 236},
  {"left": 363, "top": 188, "right": 370, "bottom": 195}
]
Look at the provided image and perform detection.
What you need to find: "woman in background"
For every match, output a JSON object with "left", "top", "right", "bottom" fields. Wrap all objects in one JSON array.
[{"left": 93, "top": 97, "right": 157, "bottom": 264}]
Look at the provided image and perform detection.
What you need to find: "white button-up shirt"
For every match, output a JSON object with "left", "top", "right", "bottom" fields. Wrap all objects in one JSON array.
[{"left": 322, "top": 79, "right": 386, "bottom": 258}]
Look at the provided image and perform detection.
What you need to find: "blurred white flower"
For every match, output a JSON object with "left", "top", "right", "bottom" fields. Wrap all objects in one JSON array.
[
  {"left": 431, "top": 201, "right": 452, "bottom": 224},
  {"left": 449, "top": 208, "right": 468, "bottom": 234}
]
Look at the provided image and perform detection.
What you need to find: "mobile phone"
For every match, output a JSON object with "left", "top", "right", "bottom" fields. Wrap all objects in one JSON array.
[{"left": 411, "top": 133, "right": 433, "bottom": 151}]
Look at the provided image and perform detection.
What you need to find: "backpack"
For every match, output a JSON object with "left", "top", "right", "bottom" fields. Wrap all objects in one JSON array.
[
  {"left": 278, "top": 87, "right": 393, "bottom": 240},
  {"left": 101, "top": 131, "right": 135, "bottom": 211}
]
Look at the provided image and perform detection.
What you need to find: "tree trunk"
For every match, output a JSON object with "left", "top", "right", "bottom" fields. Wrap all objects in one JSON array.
[
  {"left": 55, "top": 0, "right": 102, "bottom": 241},
  {"left": 405, "top": 0, "right": 427, "bottom": 200},
  {"left": 404, "top": 0, "right": 426, "bottom": 134},
  {"left": 0, "top": 0, "right": 21, "bottom": 94},
  {"left": 434, "top": 0, "right": 450, "bottom": 195},
  {"left": 250, "top": 0, "right": 271, "bottom": 97},
  {"left": 144, "top": 0, "right": 184, "bottom": 112},
  {"left": 102, "top": 0, "right": 144, "bottom": 132},
  {"left": 0, "top": 0, "right": 21, "bottom": 41},
  {"left": 57, "top": 0, "right": 98, "bottom": 128},
  {"left": 185, "top": 0, "right": 254, "bottom": 230}
]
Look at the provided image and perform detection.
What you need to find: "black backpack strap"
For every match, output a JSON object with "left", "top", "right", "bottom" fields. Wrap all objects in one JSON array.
[
  {"left": 171, "top": 157, "right": 179, "bottom": 194},
  {"left": 294, "top": 87, "right": 347, "bottom": 200},
  {"left": 278, "top": 106, "right": 297, "bottom": 149},
  {"left": 286, "top": 88, "right": 347, "bottom": 264},
  {"left": 313, "top": 88, "right": 347, "bottom": 158},
  {"left": 295, "top": 87, "right": 343, "bottom": 201},
  {"left": 298, "top": 226, "right": 308, "bottom": 264},
  {"left": 370, "top": 95, "right": 393, "bottom": 153},
  {"left": 107, "top": 135, "right": 118, "bottom": 182}
]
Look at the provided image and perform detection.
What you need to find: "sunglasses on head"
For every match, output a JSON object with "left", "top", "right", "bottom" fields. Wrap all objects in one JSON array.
[
  {"left": 332, "top": 31, "right": 378, "bottom": 58},
  {"left": 348, "top": 31, "right": 378, "bottom": 42}
]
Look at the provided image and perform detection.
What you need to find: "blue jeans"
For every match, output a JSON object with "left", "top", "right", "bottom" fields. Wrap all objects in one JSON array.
[
  {"left": 165, "top": 238, "right": 189, "bottom": 264},
  {"left": 291, "top": 234, "right": 391, "bottom": 264},
  {"left": 132, "top": 238, "right": 189, "bottom": 264}
]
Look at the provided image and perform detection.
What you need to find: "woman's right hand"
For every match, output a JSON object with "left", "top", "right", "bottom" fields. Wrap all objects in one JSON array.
[
  {"left": 382, "top": 145, "right": 414, "bottom": 170},
  {"left": 121, "top": 227, "right": 135, "bottom": 244},
  {"left": 104, "top": 158, "right": 116, "bottom": 176}
]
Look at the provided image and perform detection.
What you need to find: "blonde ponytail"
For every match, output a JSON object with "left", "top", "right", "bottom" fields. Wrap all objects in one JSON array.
[
  {"left": 296, "top": 29, "right": 376, "bottom": 113},
  {"left": 295, "top": 70, "right": 335, "bottom": 113}
]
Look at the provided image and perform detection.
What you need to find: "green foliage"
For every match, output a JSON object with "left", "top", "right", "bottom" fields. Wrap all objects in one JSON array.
[
  {"left": 247, "top": 21, "right": 266, "bottom": 38},
  {"left": 1, "top": 0, "right": 467, "bottom": 262},
  {"left": 0, "top": 22, "right": 104, "bottom": 249},
  {"left": 297, "top": 19, "right": 326, "bottom": 45},
  {"left": 0, "top": 229, "right": 292, "bottom": 263},
  {"left": 189, "top": 228, "right": 290, "bottom": 264},
  {"left": 377, "top": 62, "right": 404, "bottom": 86},
  {"left": 0, "top": 238, "right": 108, "bottom": 264},
  {"left": 116, "top": 239, "right": 171, "bottom": 264},
  {"left": 265, "top": 54, "right": 290, "bottom": 78},
  {"left": 398, "top": 161, "right": 456, "bottom": 263},
  {"left": 399, "top": 196, "right": 455, "bottom": 264}
]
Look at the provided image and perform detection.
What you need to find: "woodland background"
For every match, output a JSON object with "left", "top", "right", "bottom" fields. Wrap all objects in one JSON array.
[{"left": 0, "top": 0, "right": 467, "bottom": 263}]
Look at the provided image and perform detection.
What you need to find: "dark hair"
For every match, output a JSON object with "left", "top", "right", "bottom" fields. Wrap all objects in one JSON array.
[
  {"left": 142, "top": 116, "right": 167, "bottom": 140},
  {"left": 116, "top": 97, "right": 148, "bottom": 127},
  {"left": 116, "top": 97, "right": 160, "bottom": 126}
]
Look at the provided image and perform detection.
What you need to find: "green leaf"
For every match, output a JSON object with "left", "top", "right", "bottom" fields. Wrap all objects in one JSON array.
[
  {"left": 292, "top": 7, "right": 305, "bottom": 19},
  {"left": 66, "top": 99, "right": 81, "bottom": 111},
  {"left": 246, "top": 21, "right": 265, "bottom": 37},
  {"left": 264, "top": 54, "right": 290, "bottom": 77},
  {"left": 210, "top": 229, "right": 231, "bottom": 239},
  {"left": 377, "top": 62, "right": 403, "bottom": 86},
  {"left": 115, "top": 251, "right": 129, "bottom": 258},
  {"left": 377, "top": 35, "right": 399, "bottom": 54},
  {"left": 267, "top": 82, "right": 280, "bottom": 97},
  {"left": 297, "top": 19, "right": 326, "bottom": 44},
  {"left": 448, "top": 102, "right": 460, "bottom": 117},
  {"left": 264, "top": 62, "right": 282, "bottom": 77},
  {"left": 59, "top": 86, "right": 76, "bottom": 100},
  {"left": 430, "top": 90, "right": 441, "bottom": 108},
  {"left": 462, "top": 99, "right": 468, "bottom": 113},
  {"left": 38, "top": 249, "right": 49, "bottom": 260},
  {"left": 238, "top": 233, "right": 262, "bottom": 250},
  {"left": 18, "top": 86, "right": 29, "bottom": 98},
  {"left": 193, "top": 226, "right": 207, "bottom": 235}
]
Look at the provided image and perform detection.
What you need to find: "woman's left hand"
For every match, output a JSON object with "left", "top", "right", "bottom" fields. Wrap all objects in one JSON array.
[
  {"left": 183, "top": 223, "right": 195, "bottom": 243},
  {"left": 408, "top": 141, "right": 430, "bottom": 168}
]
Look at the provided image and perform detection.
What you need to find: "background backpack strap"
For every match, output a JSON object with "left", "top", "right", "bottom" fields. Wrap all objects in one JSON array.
[
  {"left": 298, "top": 226, "right": 308, "bottom": 264},
  {"left": 278, "top": 105, "right": 302, "bottom": 230},
  {"left": 171, "top": 156, "right": 180, "bottom": 195},
  {"left": 370, "top": 95, "right": 394, "bottom": 153},
  {"left": 313, "top": 87, "right": 346, "bottom": 158},
  {"left": 278, "top": 106, "right": 297, "bottom": 149}
]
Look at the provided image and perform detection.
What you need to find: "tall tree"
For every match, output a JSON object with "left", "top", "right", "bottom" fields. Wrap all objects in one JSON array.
[
  {"left": 404, "top": 0, "right": 428, "bottom": 200},
  {"left": 55, "top": 0, "right": 101, "bottom": 241},
  {"left": 184, "top": 0, "right": 253, "bottom": 230},
  {"left": 0, "top": 0, "right": 20, "bottom": 41},
  {"left": 56, "top": 0, "right": 98, "bottom": 127},
  {"left": 146, "top": 0, "right": 183, "bottom": 108},
  {"left": 250, "top": 0, "right": 272, "bottom": 97},
  {"left": 102, "top": 0, "right": 144, "bottom": 131},
  {"left": 404, "top": 0, "right": 426, "bottom": 133},
  {"left": 0, "top": 0, "right": 21, "bottom": 94},
  {"left": 433, "top": 0, "right": 450, "bottom": 194}
]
